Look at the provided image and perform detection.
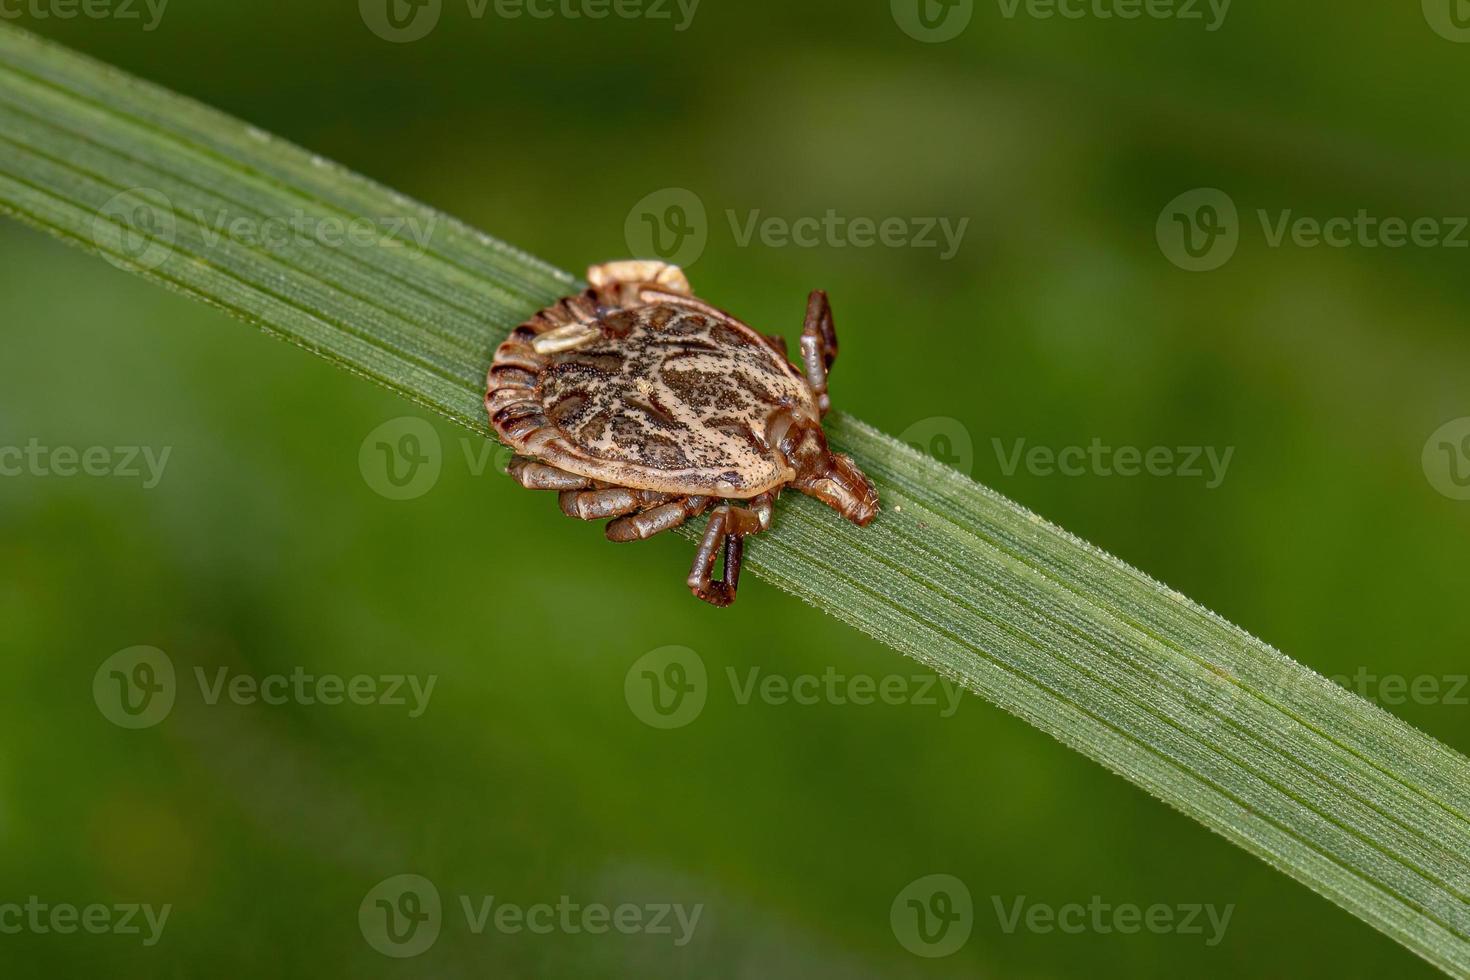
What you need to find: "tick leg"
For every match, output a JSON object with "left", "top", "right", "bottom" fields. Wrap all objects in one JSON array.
[
  {"left": 749, "top": 490, "right": 776, "bottom": 531},
  {"left": 531, "top": 321, "right": 601, "bottom": 355},
  {"left": 507, "top": 456, "right": 594, "bottom": 491},
  {"left": 687, "top": 497, "right": 770, "bottom": 607},
  {"left": 605, "top": 495, "right": 711, "bottom": 543},
  {"left": 799, "top": 289, "right": 839, "bottom": 416},
  {"left": 560, "top": 487, "right": 672, "bottom": 521}
]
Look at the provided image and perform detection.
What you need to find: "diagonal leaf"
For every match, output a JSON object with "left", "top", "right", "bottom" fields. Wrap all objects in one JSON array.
[{"left": 1, "top": 24, "right": 1468, "bottom": 977}]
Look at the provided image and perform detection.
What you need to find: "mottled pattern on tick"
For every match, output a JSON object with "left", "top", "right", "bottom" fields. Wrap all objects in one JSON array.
[{"left": 535, "top": 303, "right": 815, "bottom": 494}]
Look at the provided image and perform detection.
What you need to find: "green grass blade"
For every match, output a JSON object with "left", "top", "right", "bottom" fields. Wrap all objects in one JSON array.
[{"left": 2, "top": 23, "right": 1468, "bottom": 977}]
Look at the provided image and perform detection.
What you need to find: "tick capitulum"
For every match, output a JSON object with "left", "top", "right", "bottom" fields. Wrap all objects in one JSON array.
[{"left": 486, "top": 260, "right": 878, "bottom": 606}]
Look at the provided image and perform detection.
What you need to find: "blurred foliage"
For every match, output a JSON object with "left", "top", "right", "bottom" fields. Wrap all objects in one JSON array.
[{"left": 2, "top": 1, "right": 1469, "bottom": 977}]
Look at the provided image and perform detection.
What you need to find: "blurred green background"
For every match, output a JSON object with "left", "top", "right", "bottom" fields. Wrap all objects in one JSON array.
[{"left": 3, "top": 1, "right": 1470, "bottom": 976}]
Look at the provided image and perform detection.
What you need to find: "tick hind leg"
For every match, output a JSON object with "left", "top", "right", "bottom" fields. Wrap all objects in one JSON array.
[
  {"left": 538, "top": 471, "right": 715, "bottom": 547},
  {"left": 799, "top": 289, "right": 839, "bottom": 416},
  {"left": 507, "top": 456, "right": 594, "bottom": 491},
  {"left": 688, "top": 493, "right": 775, "bottom": 607},
  {"left": 560, "top": 486, "right": 674, "bottom": 521},
  {"left": 605, "top": 495, "right": 712, "bottom": 543}
]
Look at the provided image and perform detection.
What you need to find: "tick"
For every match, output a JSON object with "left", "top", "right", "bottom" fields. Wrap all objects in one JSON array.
[{"left": 487, "top": 260, "right": 878, "bottom": 606}]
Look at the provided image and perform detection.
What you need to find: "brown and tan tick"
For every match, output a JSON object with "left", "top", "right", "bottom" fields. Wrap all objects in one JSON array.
[{"left": 487, "top": 260, "right": 878, "bottom": 606}]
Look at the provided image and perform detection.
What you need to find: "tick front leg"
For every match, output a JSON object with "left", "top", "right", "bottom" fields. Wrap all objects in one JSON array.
[
  {"left": 507, "top": 456, "right": 594, "bottom": 491},
  {"left": 799, "top": 289, "right": 839, "bottom": 416},
  {"left": 687, "top": 494, "right": 772, "bottom": 607}
]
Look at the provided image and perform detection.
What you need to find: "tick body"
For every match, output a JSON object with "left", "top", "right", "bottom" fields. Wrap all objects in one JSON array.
[{"left": 487, "top": 260, "right": 878, "bottom": 606}]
